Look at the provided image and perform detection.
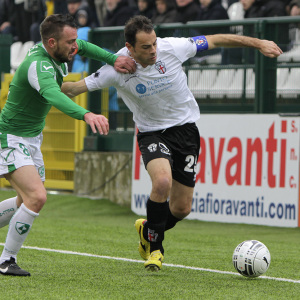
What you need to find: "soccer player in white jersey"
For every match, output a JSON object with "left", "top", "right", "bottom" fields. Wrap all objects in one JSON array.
[
  {"left": 0, "top": 14, "right": 136, "bottom": 277},
  {"left": 62, "top": 15, "right": 282, "bottom": 271}
]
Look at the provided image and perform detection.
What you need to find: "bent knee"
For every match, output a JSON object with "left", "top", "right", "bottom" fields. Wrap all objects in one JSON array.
[
  {"left": 172, "top": 206, "right": 191, "bottom": 219},
  {"left": 25, "top": 189, "right": 47, "bottom": 212},
  {"left": 170, "top": 200, "right": 192, "bottom": 219},
  {"left": 152, "top": 176, "right": 172, "bottom": 198},
  {"left": 37, "top": 191, "right": 47, "bottom": 206},
  {"left": 35, "top": 187, "right": 47, "bottom": 203}
]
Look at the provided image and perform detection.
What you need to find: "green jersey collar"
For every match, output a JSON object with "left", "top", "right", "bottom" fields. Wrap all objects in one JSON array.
[{"left": 41, "top": 44, "right": 69, "bottom": 77}]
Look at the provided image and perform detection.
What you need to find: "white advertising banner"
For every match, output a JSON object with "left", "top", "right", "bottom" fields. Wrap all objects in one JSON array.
[{"left": 131, "top": 115, "right": 300, "bottom": 227}]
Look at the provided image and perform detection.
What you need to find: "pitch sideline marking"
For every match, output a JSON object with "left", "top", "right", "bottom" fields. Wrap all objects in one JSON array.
[{"left": 0, "top": 243, "right": 299, "bottom": 284}]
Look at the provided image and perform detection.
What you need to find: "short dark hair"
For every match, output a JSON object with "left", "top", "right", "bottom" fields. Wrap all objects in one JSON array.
[
  {"left": 124, "top": 15, "right": 154, "bottom": 47},
  {"left": 40, "top": 14, "right": 77, "bottom": 43}
]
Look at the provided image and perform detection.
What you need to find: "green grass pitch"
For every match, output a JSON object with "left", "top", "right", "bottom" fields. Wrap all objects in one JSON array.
[{"left": 0, "top": 190, "right": 299, "bottom": 299}]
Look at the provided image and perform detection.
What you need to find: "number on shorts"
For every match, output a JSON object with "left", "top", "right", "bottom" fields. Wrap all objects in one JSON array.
[
  {"left": 19, "top": 143, "right": 30, "bottom": 156},
  {"left": 184, "top": 155, "right": 196, "bottom": 173}
]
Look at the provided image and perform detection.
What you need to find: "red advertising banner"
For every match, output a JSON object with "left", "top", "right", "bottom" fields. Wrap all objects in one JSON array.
[{"left": 131, "top": 115, "right": 300, "bottom": 227}]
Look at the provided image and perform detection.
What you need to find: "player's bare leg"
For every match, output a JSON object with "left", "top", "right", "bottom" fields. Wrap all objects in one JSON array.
[
  {"left": 169, "top": 180, "right": 194, "bottom": 218},
  {"left": 163, "top": 180, "right": 194, "bottom": 231}
]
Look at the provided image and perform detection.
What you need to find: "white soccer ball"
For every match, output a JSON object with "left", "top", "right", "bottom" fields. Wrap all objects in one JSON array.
[{"left": 232, "top": 240, "right": 271, "bottom": 277}]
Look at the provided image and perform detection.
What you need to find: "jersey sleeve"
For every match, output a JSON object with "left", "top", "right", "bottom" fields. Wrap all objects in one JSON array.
[
  {"left": 76, "top": 39, "right": 117, "bottom": 66},
  {"left": 28, "top": 60, "right": 60, "bottom": 94},
  {"left": 28, "top": 61, "right": 89, "bottom": 120},
  {"left": 42, "top": 87, "right": 89, "bottom": 120},
  {"left": 161, "top": 37, "right": 197, "bottom": 63},
  {"left": 85, "top": 64, "right": 118, "bottom": 92}
]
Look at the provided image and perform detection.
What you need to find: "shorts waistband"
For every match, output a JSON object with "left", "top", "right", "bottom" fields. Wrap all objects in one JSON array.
[{"left": 160, "top": 122, "right": 196, "bottom": 134}]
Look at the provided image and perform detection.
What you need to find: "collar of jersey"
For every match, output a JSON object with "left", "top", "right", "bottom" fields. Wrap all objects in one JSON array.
[
  {"left": 41, "top": 44, "right": 69, "bottom": 77},
  {"left": 51, "top": 59, "right": 69, "bottom": 77},
  {"left": 127, "top": 52, "right": 152, "bottom": 71},
  {"left": 137, "top": 63, "right": 152, "bottom": 71}
]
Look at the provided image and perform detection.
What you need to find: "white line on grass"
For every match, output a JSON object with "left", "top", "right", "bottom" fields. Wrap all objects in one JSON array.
[{"left": 1, "top": 243, "right": 299, "bottom": 284}]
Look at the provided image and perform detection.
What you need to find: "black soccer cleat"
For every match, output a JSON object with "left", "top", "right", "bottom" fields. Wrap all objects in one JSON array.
[{"left": 0, "top": 257, "right": 30, "bottom": 276}]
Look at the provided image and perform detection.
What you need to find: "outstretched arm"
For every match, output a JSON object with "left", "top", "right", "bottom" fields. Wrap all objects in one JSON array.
[
  {"left": 61, "top": 79, "right": 88, "bottom": 98},
  {"left": 77, "top": 39, "right": 136, "bottom": 74},
  {"left": 60, "top": 80, "right": 108, "bottom": 135},
  {"left": 206, "top": 34, "right": 283, "bottom": 58}
]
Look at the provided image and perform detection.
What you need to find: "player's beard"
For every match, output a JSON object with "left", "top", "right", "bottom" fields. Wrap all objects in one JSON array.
[{"left": 53, "top": 45, "right": 72, "bottom": 63}]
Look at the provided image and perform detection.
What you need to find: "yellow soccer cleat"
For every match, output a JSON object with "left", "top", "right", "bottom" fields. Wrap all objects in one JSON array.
[
  {"left": 134, "top": 219, "right": 150, "bottom": 260},
  {"left": 144, "top": 250, "right": 164, "bottom": 272}
]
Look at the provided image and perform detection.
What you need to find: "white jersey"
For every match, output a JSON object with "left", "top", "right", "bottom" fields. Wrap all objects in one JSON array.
[{"left": 85, "top": 37, "right": 200, "bottom": 132}]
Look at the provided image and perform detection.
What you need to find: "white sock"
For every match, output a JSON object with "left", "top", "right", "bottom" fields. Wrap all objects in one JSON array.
[
  {"left": 0, "top": 203, "right": 39, "bottom": 263},
  {"left": 0, "top": 196, "right": 18, "bottom": 228}
]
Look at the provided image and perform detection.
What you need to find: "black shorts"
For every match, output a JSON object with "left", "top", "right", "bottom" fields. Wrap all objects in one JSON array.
[{"left": 137, "top": 123, "right": 200, "bottom": 187}]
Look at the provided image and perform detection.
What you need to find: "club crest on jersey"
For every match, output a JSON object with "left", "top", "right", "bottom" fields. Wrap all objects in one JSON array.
[{"left": 155, "top": 61, "right": 166, "bottom": 74}]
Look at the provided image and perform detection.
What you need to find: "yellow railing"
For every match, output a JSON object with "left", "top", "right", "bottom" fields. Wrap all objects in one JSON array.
[{"left": 0, "top": 72, "right": 88, "bottom": 190}]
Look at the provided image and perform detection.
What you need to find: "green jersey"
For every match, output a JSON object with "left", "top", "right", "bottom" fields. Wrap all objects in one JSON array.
[{"left": 0, "top": 39, "right": 117, "bottom": 137}]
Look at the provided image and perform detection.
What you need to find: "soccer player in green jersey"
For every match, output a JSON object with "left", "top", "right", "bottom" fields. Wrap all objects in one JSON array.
[{"left": 0, "top": 14, "right": 135, "bottom": 276}]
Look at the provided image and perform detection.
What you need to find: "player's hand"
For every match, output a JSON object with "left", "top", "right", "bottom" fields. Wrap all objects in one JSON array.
[
  {"left": 114, "top": 56, "right": 136, "bottom": 74},
  {"left": 259, "top": 40, "right": 283, "bottom": 58},
  {"left": 84, "top": 112, "right": 109, "bottom": 135}
]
